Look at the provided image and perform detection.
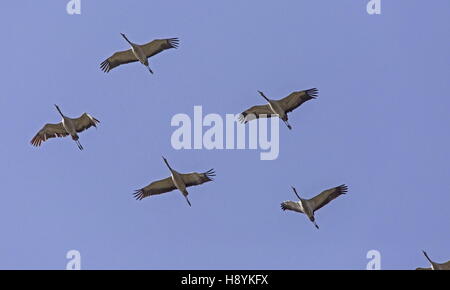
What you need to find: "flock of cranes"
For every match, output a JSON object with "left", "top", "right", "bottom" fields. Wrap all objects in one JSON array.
[{"left": 28, "top": 33, "right": 447, "bottom": 270}]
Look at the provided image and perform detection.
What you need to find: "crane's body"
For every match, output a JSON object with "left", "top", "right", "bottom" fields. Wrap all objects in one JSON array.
[
  {"left": 120, "top": 33, "right": 153, "bottom": 74},
  {"left": 162, "top": 157, "right": 191, "bottom": 206},
  {"left": 260, "top": 91, "right": 291, "bottom": 129},
  {"left": 55, "top": 105, "right": 79, "bottom": 144}
]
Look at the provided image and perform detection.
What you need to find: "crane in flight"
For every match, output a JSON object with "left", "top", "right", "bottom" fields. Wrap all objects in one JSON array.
[
  {"left": 100, "top": 34, "right": 179, "bottom": 74},
  {"left": 31, "top": 105, "right": 99, "bottom": 150},
  {"left": 239, "top": 88, "right": 318, "bottom": 130},
  {"left": 280, "top": 184, "right": 348, "bottom": 229},
  {"left": 133, "top": 157, "right": 215, "bottom": 206}
]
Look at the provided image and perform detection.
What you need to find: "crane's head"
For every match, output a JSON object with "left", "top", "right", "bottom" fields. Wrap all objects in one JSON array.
[{"left": 120, "top": 33, "right": 132, "bottom": 44}]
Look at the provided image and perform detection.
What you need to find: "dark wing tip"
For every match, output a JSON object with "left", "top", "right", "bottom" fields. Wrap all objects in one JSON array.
[
  {"left": 204, "top": 169, "right": 216, "bottom": 181},
  {"left": 133, "top": 189, "right": 145, "bottom": 201},
  {"left": 306, "top": 88, "right": 318, "bottom": 99},
  {"left": 100, "top": 60, "right": 111, "bottom": 73},
  {"left": 238, "top": 112, "right": 249, "bottom": 123},
  {"left": 168, "top": 38, "right": 179, "bottom": 49},
  {"left": 30, "top": 137, "right": 40, "bottom": 147},
  {"left": 338, "top": 184, "right": 348, "bottom": 194},
  {"left": 30, "top": 134, "right": 43, "bottom": 147},
  {"left": 280, "top": 203, "right": 287, "bottom": 211}
]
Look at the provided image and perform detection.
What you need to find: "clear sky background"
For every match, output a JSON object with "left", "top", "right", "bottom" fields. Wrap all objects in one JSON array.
[{"left": 0, "top": 0, "right": 449, "bottom": 269}]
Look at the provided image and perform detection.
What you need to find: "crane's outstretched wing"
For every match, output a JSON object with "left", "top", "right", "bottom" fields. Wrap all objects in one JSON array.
[
  {"left": 280, "top": 201, "right": 304, "bottom": 213},
  {"left": 279, "top": 88, "right": 318, "bottom": 113},
  {"left": 181, "top": 169, "right": 215, "bottom": 187},
  {"left": 72, "top": 113, "right": 100, "bottom": 133},
  {"left": 415, "top": 267, "right": 432, "bottom": 270},
  {"left": 142, "top": 38, "right": 179, "bottom": 58},
  {"left": 133, "top": 177, "right": 176, "bottom": 200},
  {"left": 100, "top": 49, "right": 138, "bottom": 73},
  {"left": 31, "top": 123, "right": 68, "bottom": 147},
  {"left": 309, "top": 184, "right": 348, "bottom": 212},
  {"left": 238, "top": 105, "right": 274, "bottom": 123}
]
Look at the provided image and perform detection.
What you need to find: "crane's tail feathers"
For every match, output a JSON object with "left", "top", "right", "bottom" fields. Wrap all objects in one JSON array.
[
  {"left": 306, "top": 88, "right": 319, "bottom": 99},
  {"left": 133, "top": 189, "right": 146, "bottom": 201}
]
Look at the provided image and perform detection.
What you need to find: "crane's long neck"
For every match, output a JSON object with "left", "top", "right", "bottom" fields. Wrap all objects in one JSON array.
[
  {"left": 258, "top": 91, "right": 271, "bottom": 103},
  {"left": 423, "top": 251, "right": 434, "bottom": 265},
  {"left": 162, "top": 158, "right": 174, "bottom": 172},
  {"left": 121, "top": 34, "right": 133, "bottom": 46},
  {"left": 291, "top": 186, "right": 301, "bottom": 200},
  {"left": 54, "top": 105, "right": 64, "bottom": 118}
]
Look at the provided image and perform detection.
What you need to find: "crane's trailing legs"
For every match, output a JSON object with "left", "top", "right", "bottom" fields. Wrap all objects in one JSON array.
[
  {"left": 73, "top": 137, "right": 83, "bottom": 150},
  {"left": 284, "top": 120, "right": 292, "bottom": 130},
  {"left": 184, "top": 195, "right": 192, "bottom": 207}
]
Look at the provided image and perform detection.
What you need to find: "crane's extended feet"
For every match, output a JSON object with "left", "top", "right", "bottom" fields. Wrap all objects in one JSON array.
[{"left": 76, "top": 140, "right": 84, "bottom": 150}]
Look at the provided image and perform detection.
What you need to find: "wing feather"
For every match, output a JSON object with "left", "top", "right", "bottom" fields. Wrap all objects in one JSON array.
[
  {"left": 30, "top": 123, "right": 68, "bottom": 147},
  {"left": 309, "top": 184, "right": 348, "bottom": 212},
  {"left": 280, "top": 201, "right": 304, "bottom": 213},
  {"left": 142, "top": 38, "right": 179, "bottom": 58},
  {"left": 239, "top": 104, "right": 274, "bottom": 123},
  {"left": 100, "top": 49, "right": 137, "bottom": 73},
  {"left": 72, "top": 113, "right": 100, "bottom": 133},
  {"left": 279, "top": 88, "right": 318, "bottom": 113},
  {"left": 181, "top": 169, "right": 215, "bottom": 187},
  {"left": 133, "top": 177, "right": 176, "bottom": 200}
]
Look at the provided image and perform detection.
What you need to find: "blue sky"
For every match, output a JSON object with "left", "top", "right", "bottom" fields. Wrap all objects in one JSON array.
[{"left": 0, "top": 0, "right": 449, "bottom": 269}]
